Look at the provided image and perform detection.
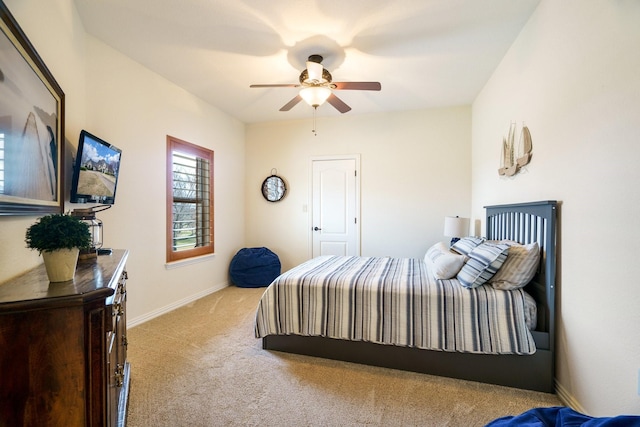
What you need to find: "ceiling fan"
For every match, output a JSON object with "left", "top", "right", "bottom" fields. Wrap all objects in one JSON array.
[{"left": 250, "top": 54, "right": 381, "bottom": 113}]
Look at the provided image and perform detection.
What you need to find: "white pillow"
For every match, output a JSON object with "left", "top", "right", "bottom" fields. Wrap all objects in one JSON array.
[
  {"left": 424, "top": 242, "right": 466, "bottom": 279},
  {"left": 490, "top": 241, "right": 540, "bottom": 290}
]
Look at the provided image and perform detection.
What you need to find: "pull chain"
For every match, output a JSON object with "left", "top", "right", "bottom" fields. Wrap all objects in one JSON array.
[{"left": 312, "top": 106, "right": 318, "bottom": 136}]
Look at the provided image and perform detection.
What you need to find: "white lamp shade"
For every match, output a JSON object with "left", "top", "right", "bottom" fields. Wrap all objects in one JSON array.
[
  {"left": 300, "top": 86, "right": 332, "bottom": 107},
  {"left": 444, "top": 216, "right": 470, "bottom": 238}
]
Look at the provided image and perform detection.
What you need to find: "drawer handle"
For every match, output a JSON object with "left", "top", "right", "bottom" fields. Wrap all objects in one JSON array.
[
  {"left": 113, "top": 303, "right": 124, "bottom": 316},
  {"left": 115, "top": 364, "right": 124, "bottom": 387}
]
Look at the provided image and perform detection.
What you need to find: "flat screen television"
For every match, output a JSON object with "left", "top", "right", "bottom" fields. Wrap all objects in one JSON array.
[{"left": 70, "top": 130, "right": 122, "bottom": 205}]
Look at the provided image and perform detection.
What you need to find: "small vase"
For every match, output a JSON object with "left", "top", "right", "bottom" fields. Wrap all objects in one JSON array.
[{"left": 42, "top": 248, "right": 80, "bottom": 282}]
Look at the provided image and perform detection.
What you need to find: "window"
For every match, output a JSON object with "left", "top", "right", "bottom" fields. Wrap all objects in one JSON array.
[{"left": 166, "top": 136, "right": 214, "bottom": 262}]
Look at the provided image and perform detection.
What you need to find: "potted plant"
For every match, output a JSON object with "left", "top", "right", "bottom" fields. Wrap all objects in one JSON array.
[{"left": 25, "top": 213, "right": 92, "bottom": 282}]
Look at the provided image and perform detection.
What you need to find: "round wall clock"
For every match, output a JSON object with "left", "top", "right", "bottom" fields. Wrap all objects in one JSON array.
[{"left": 261, "top": 174, "right": 287, "bottom": 202}]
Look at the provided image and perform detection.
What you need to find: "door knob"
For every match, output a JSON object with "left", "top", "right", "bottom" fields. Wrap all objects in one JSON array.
[{"left": 313, "top": 227, "right": 322, "bottom": 231}]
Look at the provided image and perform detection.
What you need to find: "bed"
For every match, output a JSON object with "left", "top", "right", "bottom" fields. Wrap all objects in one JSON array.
[{"left": 255, "top": 201, "right": 558, "bottom": 393}]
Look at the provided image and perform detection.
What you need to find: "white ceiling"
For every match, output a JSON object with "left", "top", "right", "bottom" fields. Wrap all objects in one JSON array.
[{"left": 73, "top": 0, "right": 539, "bottom": 124}]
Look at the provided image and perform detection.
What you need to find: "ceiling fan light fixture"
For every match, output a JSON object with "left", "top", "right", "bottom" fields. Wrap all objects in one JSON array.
[
  {"left": 300, "top": 86, "right": 331, "bottom": 108},
  {"left": 250, "top": 53, "right": 379, "bottom": 114}
]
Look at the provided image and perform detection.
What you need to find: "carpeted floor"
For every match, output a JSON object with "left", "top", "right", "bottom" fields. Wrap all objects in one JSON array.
[{"left": 125, "top": 286, "right": 561, "bottom": 426}]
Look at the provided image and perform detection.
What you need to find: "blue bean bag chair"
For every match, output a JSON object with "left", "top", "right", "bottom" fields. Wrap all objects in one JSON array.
[
  {"left": 486, "top": 407, "right": 640, "bottom": 427},
  {"left": 229, "top": 247, "right": 281, "bottom": 288}
]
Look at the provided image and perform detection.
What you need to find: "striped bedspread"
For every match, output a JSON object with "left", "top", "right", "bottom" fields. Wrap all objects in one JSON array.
[{"left": 255, "top": 256, "right": 536, "bottom": 355}]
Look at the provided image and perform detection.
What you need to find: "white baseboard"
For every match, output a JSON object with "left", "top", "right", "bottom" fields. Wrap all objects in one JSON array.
[
  {"left": 127, "top": 282, "right": 228, "bottom": 328},
  {"left": 555, "top": 380, "right": 586, "bottom": 414}
]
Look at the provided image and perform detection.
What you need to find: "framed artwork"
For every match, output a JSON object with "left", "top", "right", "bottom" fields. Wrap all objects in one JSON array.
[{"left": 0, "top": 2, "right": 64, "bottom": 215}]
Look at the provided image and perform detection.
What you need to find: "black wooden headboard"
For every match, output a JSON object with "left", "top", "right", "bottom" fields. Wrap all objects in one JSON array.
[{"left": 485, "top": 200, "right": 558, "bottom": 354}]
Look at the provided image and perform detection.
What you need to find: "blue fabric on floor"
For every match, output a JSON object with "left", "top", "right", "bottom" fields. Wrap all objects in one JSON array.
[
  {"left": 229, "top": 247, "right": 281, "bottom": 288},
  {"left": 486, "top": 407, "right": 640, "bottom": 427}
]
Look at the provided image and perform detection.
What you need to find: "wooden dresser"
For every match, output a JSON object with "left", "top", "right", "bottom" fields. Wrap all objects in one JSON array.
[{"left": 0, "top": 249, "right": 130, "bottom": 427}]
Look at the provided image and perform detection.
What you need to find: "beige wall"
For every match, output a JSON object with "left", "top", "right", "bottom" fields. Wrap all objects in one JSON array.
[
  {"left": 0, "top": 0, "right": 246, "bottom": 323},
  {"left": 82, "top": 37, "right": 246, "bottom": 323},
  {"left": 472, "top": 0, "right": 640, "bottom": 417},
  {"left": 245, "top": 107, "right": 471, "bottom": 272}
]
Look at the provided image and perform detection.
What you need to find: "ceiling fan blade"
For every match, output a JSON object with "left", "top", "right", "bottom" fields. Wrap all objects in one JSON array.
[
  {"left": 279, "top": 95, "right": 302, "bottom": 111},
  {"left": 333, "top": 82, "right": 381, "bottom": 91},
  {"left": 327, "top": 93, "right": 352, "bottom": 113},
  {"left": 250, "top": 84, "right": 299, "bottom": 88}
]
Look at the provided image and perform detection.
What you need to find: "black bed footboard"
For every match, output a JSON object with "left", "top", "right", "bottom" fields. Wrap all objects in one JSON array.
[{"left": 263, "top": 335, "right": 554, "bottom": 393}]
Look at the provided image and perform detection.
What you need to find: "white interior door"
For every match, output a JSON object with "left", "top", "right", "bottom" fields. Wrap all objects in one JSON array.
[{"left": 311, "top": 157, "right": 360, "bottom": 257}]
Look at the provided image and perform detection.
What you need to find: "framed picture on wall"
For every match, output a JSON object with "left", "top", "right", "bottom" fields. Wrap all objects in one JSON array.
[{"left": 0, "top": 1, "right": 64, "bottom": 215}]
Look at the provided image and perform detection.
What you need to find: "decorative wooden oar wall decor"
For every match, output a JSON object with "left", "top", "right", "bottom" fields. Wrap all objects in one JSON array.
[{"left": 498, "top": 122, "right": 533, "bottom": 177}]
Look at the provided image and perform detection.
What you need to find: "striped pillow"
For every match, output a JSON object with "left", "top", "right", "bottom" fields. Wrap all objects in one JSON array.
[
  {"left": 456, "top": 242, "right": 509, "bottom": 289},
  {"left": 450, "top": 236, "right": 485, "bottom": 256},
  {"left": 490, "top": 241, "right": 540, "bottom": 290},
  {"left": 424, "top": 242, "right": 466, "bottom": 279}
]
